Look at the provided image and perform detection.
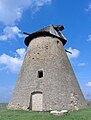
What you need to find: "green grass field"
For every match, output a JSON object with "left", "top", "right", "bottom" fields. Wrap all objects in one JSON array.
[{"left": 0, "top": 103, "right": 91, "bottom": 120}]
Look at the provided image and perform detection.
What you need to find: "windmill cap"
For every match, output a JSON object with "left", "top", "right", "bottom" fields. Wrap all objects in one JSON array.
[{"left": 24, "top": 24, "right": 67, "bottom": 46}]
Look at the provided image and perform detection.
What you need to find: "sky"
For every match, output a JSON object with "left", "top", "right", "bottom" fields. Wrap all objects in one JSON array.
[{"left": 0, "top": 0, "right": 91, "bottom": 103}]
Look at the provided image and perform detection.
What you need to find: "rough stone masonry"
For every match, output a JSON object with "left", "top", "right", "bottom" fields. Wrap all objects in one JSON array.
[{"left": 8, "top": 25, "right": 87, "bottom": 111}]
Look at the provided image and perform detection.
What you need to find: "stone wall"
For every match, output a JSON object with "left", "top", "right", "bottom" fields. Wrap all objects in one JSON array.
[{"left": 8, "top": 36, "right": 87, "bottom": 111}]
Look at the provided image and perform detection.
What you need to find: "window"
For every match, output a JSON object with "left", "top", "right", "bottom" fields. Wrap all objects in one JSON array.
[
  {"left": 38, "top": 70, "right": 43, "bottom": 78},
  {"left": 57, "top": 40, "right": 59, "bottom": 44}
]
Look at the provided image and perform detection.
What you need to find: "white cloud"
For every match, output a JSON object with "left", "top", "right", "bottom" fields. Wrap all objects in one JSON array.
[
  {"left": 31, "top": 0, "right": 52, "bottom": 13},
  {"left": 82, "top": 87, "right": 91, "bottom": 100},
  {"left": 0, "top": 86, "right": 14, "bottom": 103},
  {"left": 0, "top": 26, "right": 24, "bottom": 41},
  {"left": 0, "top": 0, "right": 52, "bottom": 25},
  {"left": 86, "top": 82, "right": 91, "bottom": 87},
  {"left": 85, "top": 3, "right": 91, "bottom": 11},
  {"left": 67, "top": 47, "right": 80, "bottom": 59},
  {"left": 0, "top": 66, "right": 7, "bottom": 71},
  {"left": 16, "top": 48, "right": 26, "bottom": 59},
  {"left": 87, "top": 35, "right": 91, "bottom": 41},
  {"left": 0, "top": 48, "right": 26, "bottom": 73},
  {"left": 78, "top": 62, "right": 88, "bottom": 67}
]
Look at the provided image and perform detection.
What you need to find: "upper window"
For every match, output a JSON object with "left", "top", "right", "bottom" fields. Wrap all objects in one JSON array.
[
  {"left": 38, "top": 70, "right": 43, "bottom": 78},
  {"left": 57, "top": 40, "right": 59, "bottom": 44}
]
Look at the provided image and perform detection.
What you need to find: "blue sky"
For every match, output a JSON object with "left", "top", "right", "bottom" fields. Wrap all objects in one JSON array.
[{"left": 0, "top": 0, "right": 91, "bottom": 103}]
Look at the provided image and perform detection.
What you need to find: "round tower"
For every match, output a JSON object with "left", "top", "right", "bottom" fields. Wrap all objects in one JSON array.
[{"left": 8, "top": 25, "right": 87, "bottom": 111}]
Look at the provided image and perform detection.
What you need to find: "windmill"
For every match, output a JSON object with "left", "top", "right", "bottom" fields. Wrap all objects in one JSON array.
[{"left": 8, "top": 24, "right": 87, "bottom": 111}]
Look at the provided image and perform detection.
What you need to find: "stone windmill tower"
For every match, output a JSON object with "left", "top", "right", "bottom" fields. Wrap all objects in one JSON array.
[{"left": 8, "top": 25, "right": 87, "bottom": 111}]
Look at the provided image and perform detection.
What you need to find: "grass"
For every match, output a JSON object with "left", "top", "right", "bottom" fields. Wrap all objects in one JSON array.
[{"left": 0, "top": 103, "right": 91, "bottom": 120}]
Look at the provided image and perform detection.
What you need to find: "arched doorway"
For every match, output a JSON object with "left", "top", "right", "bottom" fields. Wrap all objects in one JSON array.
[{"left": 31, "top": 92, "right": 43, "bottom": 111}]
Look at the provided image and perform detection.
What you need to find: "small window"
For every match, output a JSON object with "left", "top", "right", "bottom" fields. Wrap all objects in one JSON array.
[
  {"left": 57, "top": 40, "right": 59, "bottom": 44},
  {"left": 38, "top": 70, "right": 43, "bottom": 78}
]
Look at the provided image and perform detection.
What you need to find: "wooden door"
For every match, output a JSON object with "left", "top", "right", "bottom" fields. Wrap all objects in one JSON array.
[{"left": 32, "top": 92, "right": 43, "bottom": 111}]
